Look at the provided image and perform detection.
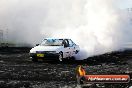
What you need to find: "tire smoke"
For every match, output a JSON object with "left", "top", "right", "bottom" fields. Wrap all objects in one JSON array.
[{"left": 0, "top": 0, "right": 132, "bottom": 59}]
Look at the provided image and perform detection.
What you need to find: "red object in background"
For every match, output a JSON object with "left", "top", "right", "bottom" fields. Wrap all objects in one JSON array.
[
  {"left": 76, "top": 65, "right": 130, "bottom": 83},
  {"left": 84, "top": 75, "right": 130, "bottom": 83}
]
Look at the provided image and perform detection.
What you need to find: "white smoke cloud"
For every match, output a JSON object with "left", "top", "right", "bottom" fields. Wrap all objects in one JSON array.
[{"left": 0, "top": 0, "right": 132, "bottom": 59}]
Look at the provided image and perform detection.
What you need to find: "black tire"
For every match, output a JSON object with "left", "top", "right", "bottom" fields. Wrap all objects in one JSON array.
[
  {"left": 32, "top": 57, "right": 38, "bottom": 62},
  {"left": 58, "top": 52, "right": 63, "bottom": 62},
  {"left": 70, "top": 56, "right": 75, "bottom": 61}
]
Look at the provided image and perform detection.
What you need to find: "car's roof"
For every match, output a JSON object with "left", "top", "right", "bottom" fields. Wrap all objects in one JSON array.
[{"left": 45, "top": 38, "right": 70, "bottom": 40}]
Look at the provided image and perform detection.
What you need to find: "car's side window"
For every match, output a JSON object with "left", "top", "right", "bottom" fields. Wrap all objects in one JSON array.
[
  {"left": 63, "top": 39, "right": 69, "bottom": 47},
  {"left": 65, "top": 39, "right": 69, "bottom": 47},
  {"left": 68, "top": 39, "right": 74, "bottom": 47}
]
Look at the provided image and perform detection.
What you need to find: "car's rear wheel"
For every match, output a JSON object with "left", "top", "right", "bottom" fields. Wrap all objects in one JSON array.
[
  {"left": 58, "top": 52, "right": 63, "bottom": 62},
  {"left": 70, "top": 56, "right": 75, "bottom": 61}
]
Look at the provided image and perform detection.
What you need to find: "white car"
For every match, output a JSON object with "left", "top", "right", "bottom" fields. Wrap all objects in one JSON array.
[{"left": 29, "top": 38, "right": 80, "bottom": 62}]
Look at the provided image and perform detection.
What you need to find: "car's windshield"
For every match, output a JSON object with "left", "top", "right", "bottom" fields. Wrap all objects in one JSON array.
[{"left": 40, "top": 39, "right": 63, "bottom": 46}]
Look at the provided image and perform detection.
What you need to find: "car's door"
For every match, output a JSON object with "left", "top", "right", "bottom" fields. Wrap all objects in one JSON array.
[
  {"left": 62, "top": 39, "right": 71, "bottom": 58},
  {"left": 68, "top": 39, "right": 76, "bottom": 56}
]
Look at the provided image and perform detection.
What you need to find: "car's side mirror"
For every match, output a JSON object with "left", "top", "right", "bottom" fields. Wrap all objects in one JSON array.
[{"left": 36, "top": 44, "right": 39, "bottom": 46}]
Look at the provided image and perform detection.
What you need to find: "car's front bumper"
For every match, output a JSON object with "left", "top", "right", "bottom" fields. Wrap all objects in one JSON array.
[{"left": 29, "top": 53, "right": 59, "bottom": 59}]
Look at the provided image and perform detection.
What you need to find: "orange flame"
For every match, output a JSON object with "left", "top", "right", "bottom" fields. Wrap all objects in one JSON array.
[{"left": 78, "top": 65, "right": 86, "bottom": 76}]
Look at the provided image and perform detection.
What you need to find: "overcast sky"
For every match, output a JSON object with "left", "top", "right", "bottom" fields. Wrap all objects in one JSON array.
[
  {"left": 0, "top": 0, "right": 132, "bottom": 57},
  {"left": 118, "top": 0, "right": 132, "bottom": 9}
]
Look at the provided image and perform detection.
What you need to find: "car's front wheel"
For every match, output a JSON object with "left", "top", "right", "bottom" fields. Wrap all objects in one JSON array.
[
  {"left": 58, "top": 52, "right": 63, "bottom": 62},
  {"left": 32, "top": 57, "right": 38, "bottom": 62}
]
